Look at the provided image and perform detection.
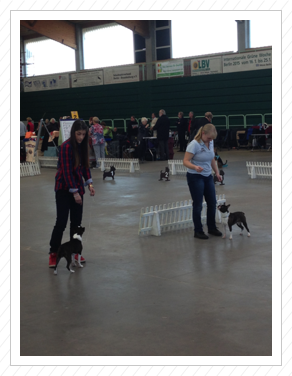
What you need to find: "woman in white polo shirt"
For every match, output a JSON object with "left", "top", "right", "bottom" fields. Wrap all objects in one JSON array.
[{"left": 183, "top": 123, "right": 222, "bottom": 240}]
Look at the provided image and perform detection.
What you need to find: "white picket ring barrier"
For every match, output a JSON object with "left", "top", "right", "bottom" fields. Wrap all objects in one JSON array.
[
  {"left": 99, "top": 158, "right": 140, "bottom": 173},
  {"left": 20, "top": 160, "right": 41, "bottom": 177},
  {"left": 168, "top": 160, "right": 187, "bottom": 175},
  {"left": 138, "top": 195, "right": 226, "bottom": 236},
  {"left": 246, "top": 161, "right": 272, "bottom": 179}
]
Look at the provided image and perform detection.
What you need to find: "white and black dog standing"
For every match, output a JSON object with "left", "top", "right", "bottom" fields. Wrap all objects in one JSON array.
[
  {"left": 54, "top": 226, "right": 85, "bottom": 275},
  {"left": 217, "top": 203, "right": 250, "bottom": 240}
]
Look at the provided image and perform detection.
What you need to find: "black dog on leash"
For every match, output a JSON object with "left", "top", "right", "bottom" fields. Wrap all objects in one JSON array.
[
  {"left": 103, "top": 166, "right": 116, "bottom": 180},
  {"left": 217, "top": 203, "right": 250, "bottom": 240},
  {"left": 159, "top": 167, "right": 170, "bottom": 181},
  {"left": 54, "top": 226, "right": 85, "bottom": 275}
]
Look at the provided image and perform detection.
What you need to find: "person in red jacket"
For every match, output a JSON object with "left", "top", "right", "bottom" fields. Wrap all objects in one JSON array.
[
  {"left": 26, "top": 117, "right": 34, "bottom": 132},
  {"left": 48, "top": 119, "right": 95, "bottom": 268}
]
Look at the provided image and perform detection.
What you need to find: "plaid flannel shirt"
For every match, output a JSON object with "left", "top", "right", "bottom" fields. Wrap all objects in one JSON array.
[{"left": 55, "top": 139, "right": 92, "bottom": 196}]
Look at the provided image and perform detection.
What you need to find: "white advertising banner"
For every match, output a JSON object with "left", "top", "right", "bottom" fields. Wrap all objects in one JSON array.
[
  {"left": 223, "top": 50, "right": 272, "bottom": 73},
  {"left": 71, "top": 70, "right": 103, "bottom": 87},
  {"left": 156, "top": 60, "right": 184, "bottom": 78},
  {"left": 23, "top": 74, "right": 70, "bottom": 92},
  {"left": 191, "top": 57, "right": 222, "bottom": 76},
  {"left": 104, "top": 66, "right": 139, "bottom": 85}
]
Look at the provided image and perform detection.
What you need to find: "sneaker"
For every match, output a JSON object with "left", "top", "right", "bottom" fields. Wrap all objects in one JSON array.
[
  {"left": 208, "top": 228, "right": 222, "bottom": 236},
  {"left": 75, "top": 254, "right": 85, "bottom": 263},
  {"left": 194, "top": 231, "right": 209, "bottom": 239},
  {"left": 49, "top": 253, "right": 57, "bottom": 268}
]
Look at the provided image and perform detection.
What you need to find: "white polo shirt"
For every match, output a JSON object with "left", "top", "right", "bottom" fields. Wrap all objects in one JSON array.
[{"left": 186, "top": 139, "right": 215, "bottom": 177}]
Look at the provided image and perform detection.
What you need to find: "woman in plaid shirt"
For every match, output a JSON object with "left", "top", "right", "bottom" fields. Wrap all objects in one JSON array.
[{"left": 49, "top": 120, "right": 95, "bottom": 268}]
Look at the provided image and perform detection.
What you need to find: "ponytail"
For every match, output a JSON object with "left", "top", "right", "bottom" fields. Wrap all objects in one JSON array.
[{"left": 194, "top": 127, "right": 204, "bottom": 142}]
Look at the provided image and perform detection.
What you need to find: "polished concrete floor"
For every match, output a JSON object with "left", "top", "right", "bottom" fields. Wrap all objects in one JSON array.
[{"left": 20, "top": 149, "right": 272, "bottom": 357}]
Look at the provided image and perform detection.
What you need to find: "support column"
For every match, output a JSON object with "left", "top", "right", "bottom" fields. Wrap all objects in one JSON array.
[
  {"left": 236, "top": 20, "right": 250, "bottom": 52},
  {"left": 145, "top": 21, "right": 156, "bottom": 80},
  {"left": 75, "top": 24, "right": 84, "bottom": 72},
  {"left": 20, "top": 37, "right": 26, "bottom": 78}
]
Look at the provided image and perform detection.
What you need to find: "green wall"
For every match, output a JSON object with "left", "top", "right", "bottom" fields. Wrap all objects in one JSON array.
[{"left": 20, "top": 69, "right": 272, "bottom": 127}]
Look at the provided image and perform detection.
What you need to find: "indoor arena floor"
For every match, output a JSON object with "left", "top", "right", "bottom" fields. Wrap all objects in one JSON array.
[{"left": 20, "top": 149, "right": 272, "bottom": 357}]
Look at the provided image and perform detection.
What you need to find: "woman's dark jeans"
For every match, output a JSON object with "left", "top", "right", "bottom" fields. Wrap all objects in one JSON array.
[
  {"left": 49, "top": 190, "right": 83, "bottom": 253},
  {"left": 186, "top": 172, "right": 217, "bottom": 233}
]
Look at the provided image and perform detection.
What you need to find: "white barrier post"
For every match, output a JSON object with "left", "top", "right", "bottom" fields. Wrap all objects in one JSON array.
[
  {"left": 251, "top": 166, "right": 256, "bottom": 179},
  {"left": 129, "top": 161, "right": 135, "bottom": 173},
  {"left": 150, "top": 212, "right": 161, "bottom": 236},
  {"left": 171, "top": 162, "right": 176, "bottom": 175},
  {"left": 100, "top": 160, "right": 105, "bottom": 171}
]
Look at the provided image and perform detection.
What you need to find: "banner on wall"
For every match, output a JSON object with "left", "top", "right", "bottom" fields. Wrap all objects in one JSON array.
[
  {"left": 104, "top": 66, "right": 139, "bottom": 85},
  {"left": 191, "top": 57, "right": 222, "bottom": 76},
  {"left": 71, "top": 70, "right": 104, "bottom": 87},
  {"left": 23, "top": 74, "right": 70, "bottom": 92},
  {"left": 223, "top": 50, "right": 272, "bottom": 73},
  {"left": 156, "top": 60, "right": 184, "bottom": 78}
]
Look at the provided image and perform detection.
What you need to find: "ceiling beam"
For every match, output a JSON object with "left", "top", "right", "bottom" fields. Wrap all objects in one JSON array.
[
  {"left": 20, "top": 20, "right": 77, "bottom": 49},
  {"left": 115, "top": 20, "right": 150, "bottom": 38},
  {"left": 76, "top": 20, "right": 115, "bottom": 29}
]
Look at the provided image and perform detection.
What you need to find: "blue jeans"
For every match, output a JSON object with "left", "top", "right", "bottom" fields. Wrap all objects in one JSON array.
[{"left": 186, "top": 172, "right": 217, "bottom": 233}]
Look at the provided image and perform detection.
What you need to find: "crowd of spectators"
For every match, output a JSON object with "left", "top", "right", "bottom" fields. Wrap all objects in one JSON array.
[{"left": 20, "top": 110, "right": 212, "bottom": 162}]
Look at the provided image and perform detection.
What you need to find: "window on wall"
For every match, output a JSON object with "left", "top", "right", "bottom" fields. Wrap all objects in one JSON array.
[
  {"left": 172, "top": 19, "right": 237, "bottom": 58},
  {"left": 24, "top": 37, "right": 76, "bottom": 76},
  {"left": 250, "top": 21, "right": 272, "bottom": 48},
  {"left": 83, "top": 23, "right": 134, "bottom": 69}
]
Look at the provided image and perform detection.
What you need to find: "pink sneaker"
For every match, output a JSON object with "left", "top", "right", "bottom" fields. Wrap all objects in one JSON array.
[
  {"left": 75, "top": 254, "right": 85, "bottom": 263},
  {"left": 49, "top": 253, "right": 57, "bottom": 268}
]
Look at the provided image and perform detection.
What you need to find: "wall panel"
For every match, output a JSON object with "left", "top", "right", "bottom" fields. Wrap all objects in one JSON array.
[{"left": 20, "top": 69, "right": 272, "bottom": 124}]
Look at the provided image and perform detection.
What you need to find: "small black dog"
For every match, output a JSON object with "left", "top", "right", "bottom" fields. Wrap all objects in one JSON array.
[
  {"left": 54, "top": 226, "right": 85, "bottom": 275},
  {"left": 159, "top": 167, "right": 170, "bottom": 181},
  {"left": 103, "top": 166, "right": 116, "bottom": 180},
  {"left": 217, "top": 203, "right": 250, "bottom": 239}
]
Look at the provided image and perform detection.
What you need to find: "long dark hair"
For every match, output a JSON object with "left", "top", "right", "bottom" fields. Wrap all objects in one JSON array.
[{"left": 70, "top": 119, "right": 89, "bottom": 169}]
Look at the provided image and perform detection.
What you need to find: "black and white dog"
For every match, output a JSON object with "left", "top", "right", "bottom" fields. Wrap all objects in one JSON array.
[
  {"left": 103, "top": 166, "right": 116, "bottom": 180},
  {"left": 159, "top": 167, "right": 170, "bottom": 181},
  {"left": 217, "top": 203, "right": 250, "bottom": 240},
  {"left": 54, "top": 226, "right": 85, "bottom": 275}
]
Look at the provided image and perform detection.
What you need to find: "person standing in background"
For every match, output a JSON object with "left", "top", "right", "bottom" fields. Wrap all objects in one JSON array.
[
  {"left": 152, "top": 109, "right": 170, "bottom": 161},
  {"left": 199, "top": 112, "right": 213, "bottom": 128},
  {"left": 20, "top": 121, "right": 26, "bottom": 141},
  {"left": 26, "top": 117, "right": 34, "bottom": 132},
  {"left": 89, "top": 117, "right": 105, "bottom": 169},
  {"left": 175, "top": 111, "right": 188, "bottom": 152}
]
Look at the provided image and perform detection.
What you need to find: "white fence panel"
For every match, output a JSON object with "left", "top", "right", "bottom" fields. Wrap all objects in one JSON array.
[
  {"left": 246, "top": 161, "right": 272, "bottom": 179},
  {"left": 100, "top": 158, "right": 140, "bottom": 173},
  {"left": 168, "top": 160, "right": 187, "bottom": 175},
  {"left": 139, "top": 195, "right": 226, "bottom": 236},
  {"left": 20, "top": 160, "right": 41, "bottom": 177}
]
